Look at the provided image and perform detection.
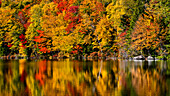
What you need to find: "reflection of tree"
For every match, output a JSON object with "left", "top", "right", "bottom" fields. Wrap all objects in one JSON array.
[
  {"left": 92, "top": 60, "right": 118, "bottom": 95},
  {"left": 42, "top": 59, "right": 119, "bottom": 96},
  {"left": 0, "top": 60, "right": 168, "bottom": 96},
  {"left": 0, "top": 59, "right": 119, "bottom": 96},
  {"left": 118, "top": 60, "right": 170, "bottom": 96},
  {"left": 0, "top": 60, "right": 29, "bottom": 95},
  {"left": 130, "top": 61, "right": 168, "bottom": 96}
]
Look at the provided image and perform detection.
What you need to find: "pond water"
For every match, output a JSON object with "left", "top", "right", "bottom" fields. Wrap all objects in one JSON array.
[{"left": 0, "top": 59, "right": 169, "bottom": 96}]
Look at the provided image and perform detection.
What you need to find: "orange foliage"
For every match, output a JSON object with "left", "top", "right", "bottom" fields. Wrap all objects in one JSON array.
[
  {"left": 35, "top": 60, "right": 47, "bottom": 86},
  {"left": 131, "top": 15, "right": 162, "bottom": 51},
  {"left": 34, "top": 30, "right": 49, "bottom": 53}
]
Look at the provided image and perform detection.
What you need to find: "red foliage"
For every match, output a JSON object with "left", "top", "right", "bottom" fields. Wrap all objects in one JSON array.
[
  {"left": 64, "top": 13, "right": 81, "bottom": 22},
  {"left": 23, "top": 40, "right": 27, "bottom": 44},
  {"left": 79, "top": 30, "right": 86, "bottom": 34},
  {"left": 7, "top": 44, "right": 12, "bottom": 47},
  {"left": 71, "top": 50, "right": 78, "bottom": 54},
  {"left": 66, "top": 31, "right": 70, "bottom": 34},
  {"left": 64, "top": 6, "right": 81, "bottom": 34},
  {"left": 56, "top": 11, "right": 61, "bottom": 15},
  {"left": 71, "top": 44, "right": 83, "bottom": 54},
  {"left": 53, "top": 0, "right": 62, "bottom": 4},
  {"left": 18, "top": 11, "right": 24, "bottom": 18},
  {"left": 64, "top": 12, "right": 72, "bottom": 20},
  {"left": 65, "top": 22, "right": 74, "bottom": 32},
  {"left": 24, "top": 22, "right": 31, "bottom": 29},
  {"left": 37, "top": 30, "right": 44, "bottom": 34},
  {"left": 19, "top": 34, "right": 25, "bottom": 39},
  {"left": 19, "top": 34, "right": 27, "bottom": 48},
  {"left": 76, "top": 45, "right": 82, "bottom": 49},
  {"left": 20, "top": 4, "right": 32, "bottom": 31},
  {"left": 34, "top": 30, "right": 44, "bottom": 43},
  {"left": 68, "top": 6, "right": 79, "bottom": 13},
  {"left": 20, "top": 39, "right": 24, "bottom": 42},
  {"left": 18, "top": 11, "right": 26, "bottom": 24},
  {"left": 120, "top": 32, "right": 127, "bottom": 37},
  {"left": 39, "top": 47, "right": 49, "bottom": 53},
  {"left": 34, "top": 36, "right": 41, "bottom": 39},
  {"left": 20, "top": 44, "right": 24, "bottom": 47},
  {"left": 57, "top": 1, "right": 69, "bottom": 12},
  {"left": 64, "top": 14, "right": 81, "bottom": 33},
  {"left": 22, "top": 4, "right": 31, "bottom": 12},
  {"left": 34, "top": 30, "right": 50, "bottom": 53}
]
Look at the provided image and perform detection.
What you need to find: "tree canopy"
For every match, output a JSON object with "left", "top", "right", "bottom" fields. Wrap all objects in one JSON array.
[{"left": 0, "top": 0, "right": 169, "bottom": 59}]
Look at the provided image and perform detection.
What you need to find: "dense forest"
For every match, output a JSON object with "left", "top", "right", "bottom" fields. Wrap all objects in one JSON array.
[{"left": 0, "top": 0, "right": 169, "bottom": 59}]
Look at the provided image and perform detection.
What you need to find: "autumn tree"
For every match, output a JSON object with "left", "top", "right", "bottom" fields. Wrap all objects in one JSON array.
[
  {"left": 78, "top": 0, "right": 106, "bottom": 52},
  {"left": 0, "top": 0, "right": 169, "bottom": 58},
  {"left": 25, "top": 3, "right": 44, "bottom": 55},
  {"left": 40, "top": 2, "right": 81, "bottom": 53},
  {"left": 145, "top": 0, "right": 170, "bottom": 58},
  {"left": 34, "top": 29, "right": 50, "bottom": 54},
  {"left": 0, "top": 7, "right": 24, "bottom": 55},
  {"left": 114, "top": 0, "right": 146, "bottom": 57},
  {"left": 131, "top": 13, "right": 167, "bottom": 57},
  {"left": 93, "top": 16, "right": 117, "bottom": 52},
  {"left": 106, "top": 0, "right": 126, "bottom": 32}
]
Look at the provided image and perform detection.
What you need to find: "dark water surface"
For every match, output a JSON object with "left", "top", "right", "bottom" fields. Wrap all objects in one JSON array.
[{"left": 0, "top": 59, "right": 169, "bottom": 96}]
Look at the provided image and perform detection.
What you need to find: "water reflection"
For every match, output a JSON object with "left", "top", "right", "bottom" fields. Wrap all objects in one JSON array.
[{"left": 0, "top": 59, "right": 169, "bottom": 96}]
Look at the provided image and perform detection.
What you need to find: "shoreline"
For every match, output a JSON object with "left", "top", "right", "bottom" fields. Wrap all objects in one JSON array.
[{"left": 0, "top": 55, "right": 169, "bottom": 61}]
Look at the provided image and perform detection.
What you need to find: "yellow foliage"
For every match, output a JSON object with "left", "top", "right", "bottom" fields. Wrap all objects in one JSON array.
[{"left": 106, "top": 0, "right": 126, "bottom": 30}]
